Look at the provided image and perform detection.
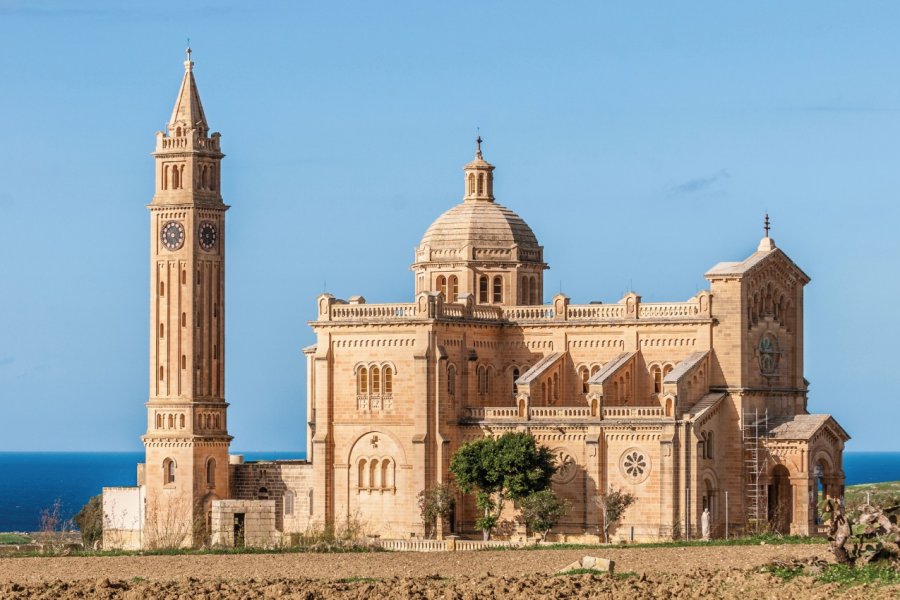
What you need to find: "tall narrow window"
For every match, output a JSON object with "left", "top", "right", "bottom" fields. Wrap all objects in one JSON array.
[
  {"left": 181, "top": 355, "right": 186, "bottom": 369},
  {"left": 181, "top": 270, "right": 186, "bottom": 285},
  {"left": 530, "top": 276, "right": 538, "bottom": 304},
  {"left": 159, "top": 323, "right": 165, "bottom": 338},
  {"left": 522, "top": 276, "right": 529, "bottom": 304},
  {"left": 181, "top": 312, "right": 187, "bottom": 327},
  {"left": 477, "top": 173, "right": 485, "bottom": 195},
  {"left": 163, "top": 458, "right": 175, "bottom": 485},
  {"left": 284, "top": 490, "right": 294, "bottom": 515},
  {"left": 652, "top": 366, "right": 663, "bottom": 394},
  {"left": 167, "top": 414, "right": 174, "bottom": 428},
  {"left": 358, "top": 459, "right": 368, "bottom": 488},
  {"left": 447, "top": 365, "right": 456, "bottom": 396},
  {"left": 371, "top": 366, "right": 380, "bottom": 394},
  {"left": 581, "top": 367, "right": 590, "bottom": 393},
  {"left": 436, "top": 276, "right": 447, "bottom": 298},
  {"left": 206, "top": 458, "right": 216, "bottom": 487},
  {"left": 479, "top": 276, "right": 488, "bottom": 303},
  {"left": 156, "top": 414, "right": 162, "bottom": 428},
  {"left": 159, "top": 281, "right": 165, "bottom": 297},
  {"left": 381, "top": 460, "right": 390, "bottom": 489},
  {"left": 468, "top": 173, "right": 475, "bottom": 196},
  {"left": 512, "top": 368, "right": 520, "bottom": 396},
  {"left": 162, "top": 165, "right": 169, "bottom": 190},
  {"left": 383, "top": 366, "right": 393, "bottom": 395},
  {"left": 159, "top": 366, "right": 165, "bottom": 381},
  {"left": 179, "top": 414, "right": 185, "bottom": 428},
  {"left": 449, "top": 276, "right": 458, "bottom": 302},
  {"left": 358, "top": 367, "right": 368, "bottom": 394},
  {"left": 493, "top": 276, "right": 502, "bottom": 304}
]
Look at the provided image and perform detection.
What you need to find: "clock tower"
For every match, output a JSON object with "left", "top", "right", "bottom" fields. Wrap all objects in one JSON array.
[{"left": 143, "top": 48, "right": 231, "bottom": 547}]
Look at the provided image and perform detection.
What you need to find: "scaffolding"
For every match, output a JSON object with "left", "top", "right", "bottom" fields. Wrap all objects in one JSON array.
[{"left": 742, "top": 407, "right": 769, "bottom": 533}]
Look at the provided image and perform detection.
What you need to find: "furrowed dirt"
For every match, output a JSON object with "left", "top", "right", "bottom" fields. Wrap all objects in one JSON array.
[{"left": 0, "top": 543, "right": 897, "bottom": 598}]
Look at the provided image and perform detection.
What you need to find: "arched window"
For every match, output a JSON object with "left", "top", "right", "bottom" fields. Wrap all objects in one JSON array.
[
  {"left": 383, "top": 366, "right": 393, "bottom": 395},
  {"left": 665, "top": 397, "right": 673, "bottom": 417},
  {"left": 492, "top": 276, "right": 502, "bottom": 304},
  {"left": 358, "top": 367, "right": 368, "bottom": 395},
  {"left": 651, "top": 366, "right": 663, "bottom": 394},
  {"left": 512, "top": 368, "right": 520, "bottom": 396},
  {"left": 530, "top": 276, "right": 538, "bottom": 304},
  {"left": 159, "top": 281, "right": 165, "bottom": 297},
  {"left": 182, "top": 312, "right": 187, "bottom": 327},
  {"left": 159, "top": 323, "right": 164, "bottom": 338},
  {"left": 436, "top": 276, "right": 447, "bottom": 298},
  {"left": 449, "top": 276, "right": 458, "bottom": 302},
  {"left": 214, "top": 414, "right": 220, "bottom": 429},
  {"left": 522, "top": 276, "right": 529, "bottom": 304},
  {"left": 381, "top": 460, "right": 390, "bottom": 489},
  {"left": 181, "top": 355, "right": 186, "bottom": 369},
  {"left": 467, "top": 173, "right": 475, "bottom": 196},
  {"left": 447, "top": 365, "right": 457, "bottom": 396},
  {"left": 663, "top": 364, "right": 674, "bottom": 379},
  {"left": 542, "top": 381, "right": 548, "bottom": 404},
  {"left": 156, "top": 413, "right": 162, "bottom": 429},
  {"left": 284, "top": 490, "right": 294, "bottom": 515},
  {"left": 181, "top": 270, "right": 186, "bottom": 285},
  {"left": 580, "top": 367, "right": 590, "bottom": 393},
  {"left": 179, "top": 414, "right": 185, "bottom": 429},
  {"left": 162, "top": 165, "right": 169, "bottom": 190},
  {"left": 477, "top": 173, "right": 485, "bottom": 195},
  {"left": 258, "top": 487, "right": 269, "bottom": 500},
  {"left": 479, "top": 276, "right": 488, "bottom": 303},
  {"left": 173, "top": 165, "right": 180, "bottom": 189},
  {"left": 371, "top": 366, "right": 380, "bottom": 395},
  {"left": 163, "top": 458, "right": 175, "bottom": 485},
  {"left": 369, "top": 459, "right": 379, "bottom": 489},
  {"left": 206, "top": 458, "right": 216, "bottom": 487},
  {"left": 167, "top": 414, "right": 174, "bottom": 428},
  {"left": 552, "top": 373, "right": 559, "bottom": 403},
  {"left": 358, "top": 459, "right": 367, "bottom": 488}
]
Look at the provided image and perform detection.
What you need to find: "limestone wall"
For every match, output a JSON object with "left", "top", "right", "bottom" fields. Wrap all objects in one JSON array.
[
  {"left": 210, "top": 499, "right": 278, "bottom": 548},
  {"left": 102, "top": 486, "right": 145, "bottom": 550},
  {"left": 231, "top": 461, "right": 315, "bottom": 534}
]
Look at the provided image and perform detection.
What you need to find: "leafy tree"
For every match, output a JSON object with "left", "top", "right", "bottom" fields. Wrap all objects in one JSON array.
[
  {"left": 516, "top": 489, "right": 572, "bottom": 541},
  {"left": 74, "top": 495, "right": 103, "bottom": 549},
  {"left": 417, "top": 483, "right": 456, "bottom": 539},
  {"left": 596, "top": 486, "right": 636, "bottom": 543},
  {"left": 450, "top": 432, "right": 556, "bottom": 540}
]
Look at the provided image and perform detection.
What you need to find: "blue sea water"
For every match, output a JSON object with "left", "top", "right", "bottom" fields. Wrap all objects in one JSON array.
[
  {"left": 0, "top": 450, "right": 896, "bottom": 532},
  {"left": 0, "top": 451, "right": 305, "bottom": 532}
]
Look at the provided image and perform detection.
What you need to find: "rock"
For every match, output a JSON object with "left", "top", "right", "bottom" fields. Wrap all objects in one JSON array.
[{"left": 557, "top": 555, "right": 615, "bottom": 574}]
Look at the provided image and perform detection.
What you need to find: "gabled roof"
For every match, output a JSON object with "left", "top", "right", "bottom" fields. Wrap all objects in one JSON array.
[
  {"left": 663, "top": 351, "right": 708, "bottom": 385},
  {"left": 768, "top": 414, "right": 851, "bottom": 441},
  {"left": 687, "top": 392, "right": 727, "bottom": 421},
  {"left": 516, "top": 353, "right": 564, "bottom": 385},
  {"left": 704, "top": 237, "right": 810, "bottom": 284},
  {"left": 587, "top": 352, "right": 634, "bottom": 385}
]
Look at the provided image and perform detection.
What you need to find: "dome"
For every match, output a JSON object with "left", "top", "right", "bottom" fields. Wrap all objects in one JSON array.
[{"left": 418, "top": 200, "right": 541, "bottom": 257}]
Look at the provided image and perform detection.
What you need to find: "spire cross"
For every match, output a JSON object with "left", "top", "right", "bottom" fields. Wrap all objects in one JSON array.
[
  {"left": 186, "top": 39, "right": 192, "bottom": 61},
  {"left": 764, "top": 213, "right": 771, "bottom": 238},
  {"left": 476, "top": 133, "right": 483, "bottom": 158}
]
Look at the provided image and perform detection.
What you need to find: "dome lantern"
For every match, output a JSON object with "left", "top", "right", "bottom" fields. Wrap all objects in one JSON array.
[{"left": 463, "top": 136, "right": 494, "bottom": 202}]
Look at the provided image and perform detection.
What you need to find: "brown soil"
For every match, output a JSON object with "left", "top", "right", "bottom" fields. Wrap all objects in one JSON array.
[{"left": 0, "top": 544, "right": 897, "bottom": 598}]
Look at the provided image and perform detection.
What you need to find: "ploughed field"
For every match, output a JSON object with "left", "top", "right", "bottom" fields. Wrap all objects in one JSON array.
[{"left": 1, "top": 543, "right": 898, "bottom": 598}]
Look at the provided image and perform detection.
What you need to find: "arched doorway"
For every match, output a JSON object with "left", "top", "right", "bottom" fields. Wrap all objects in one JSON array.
[{"left": 768, "top": 465, "right": 792, "bottom": 534}]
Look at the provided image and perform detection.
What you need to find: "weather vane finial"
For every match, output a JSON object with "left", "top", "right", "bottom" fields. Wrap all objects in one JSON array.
[{"left": 764, "top": 213, "right": 771, "bottom": 238}]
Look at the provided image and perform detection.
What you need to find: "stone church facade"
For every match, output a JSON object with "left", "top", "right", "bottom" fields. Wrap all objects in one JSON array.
[{"left": 103, "top": 54, "right": 849, "bottom": 549}]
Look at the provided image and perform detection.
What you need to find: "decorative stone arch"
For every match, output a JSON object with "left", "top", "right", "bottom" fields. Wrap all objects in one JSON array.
[
  {"left": 346, "top": 429, "right": 408, "bottom": 468},
  {"left": 663, "top": 394, "right": 675, "bottom": 417}
]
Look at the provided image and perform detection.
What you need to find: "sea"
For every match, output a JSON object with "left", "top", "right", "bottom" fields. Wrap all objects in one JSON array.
[{"left": 0, "top": 451, "right": 897, "bottom": 533}]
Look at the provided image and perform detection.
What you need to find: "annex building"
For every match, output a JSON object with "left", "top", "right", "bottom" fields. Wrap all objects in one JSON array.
[{"left": 103, "top": 53, "right": 849, "bottom": 549}]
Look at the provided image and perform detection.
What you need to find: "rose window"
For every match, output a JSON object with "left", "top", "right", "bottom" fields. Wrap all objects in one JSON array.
[{"left": 619, "top": 448, "right": 651, "bottom": 483}]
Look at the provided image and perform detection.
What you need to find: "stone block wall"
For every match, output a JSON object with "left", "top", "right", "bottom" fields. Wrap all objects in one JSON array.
[
  {"left": 210, "top": 499, "right": 277, "bottom": 548},
  {"left": 231, "top": 461, "right": 315, "bottom": 534}
]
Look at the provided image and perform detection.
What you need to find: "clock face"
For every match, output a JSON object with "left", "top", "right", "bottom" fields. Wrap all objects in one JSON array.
[
  {"left": 199, "top": 221, "right": 218, "bottom": 251},
  {"left": 160, "top": 221, "right": 185, "bottom": 251}
]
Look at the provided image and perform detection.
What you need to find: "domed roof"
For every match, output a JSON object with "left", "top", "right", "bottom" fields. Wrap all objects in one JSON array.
[{"left": 418, "top": 200, "right": 540, "bottom": 255}]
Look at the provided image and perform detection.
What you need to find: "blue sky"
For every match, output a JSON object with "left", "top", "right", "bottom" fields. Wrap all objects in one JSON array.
[{"left": 1, "top": 0, "right": 898, "bottom": 452}]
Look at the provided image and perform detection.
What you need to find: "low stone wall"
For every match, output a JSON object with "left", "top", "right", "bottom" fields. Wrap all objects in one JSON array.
[{"left": 211, "top": 499, "right": 278, "bottom": 548}]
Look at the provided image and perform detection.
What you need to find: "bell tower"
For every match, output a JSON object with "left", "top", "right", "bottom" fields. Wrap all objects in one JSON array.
[{"left": 142, "top": 48, "right": 231, "bottom": 547}]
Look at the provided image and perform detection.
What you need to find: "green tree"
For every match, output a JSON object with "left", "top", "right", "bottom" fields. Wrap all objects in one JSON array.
[
  {"left": 450, "top": 432, "right": 556, "bottom": 540},
  {"left": 516, "top": 489, "right": 572, "bottom": 541},
  {"left": 74, "top": 495, "right": 103, "bottom": 550},
  {"left": 417, "top": 483, "right": 456, "bottom": 539},
  {"left": 596, "top": 486, "right": 636, "bottom": 543}
]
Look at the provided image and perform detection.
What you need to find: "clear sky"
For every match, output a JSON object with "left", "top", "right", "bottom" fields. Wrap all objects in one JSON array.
[{"left": 1, "top": 0, "right": 898, "bottom": 452}]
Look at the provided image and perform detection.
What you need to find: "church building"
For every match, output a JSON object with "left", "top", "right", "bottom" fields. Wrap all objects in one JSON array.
[{"left": 103, "top": 53, "right": 849, "bottom": 549}]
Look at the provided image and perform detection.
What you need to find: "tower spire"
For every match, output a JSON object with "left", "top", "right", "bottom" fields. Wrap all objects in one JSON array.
[
  {"left": 758, "top": 212, "right": 776, "bottom": 252},
  {"left": 168, "top": 46, "right": 208, "bottom": 136}
]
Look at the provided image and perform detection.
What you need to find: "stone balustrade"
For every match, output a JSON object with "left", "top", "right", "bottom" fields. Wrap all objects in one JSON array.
[
  {"left": 530, "top": 406, "right": 593, "bottom": 418},
  {"left": 462, "top": 405, "right": 594, "bottom": 421},
  {"left": 317, "top": 293, "right": 710, "bottom": 324},
  {"left": 602, "top": 406, "right": 666, "bottom": 418}
]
